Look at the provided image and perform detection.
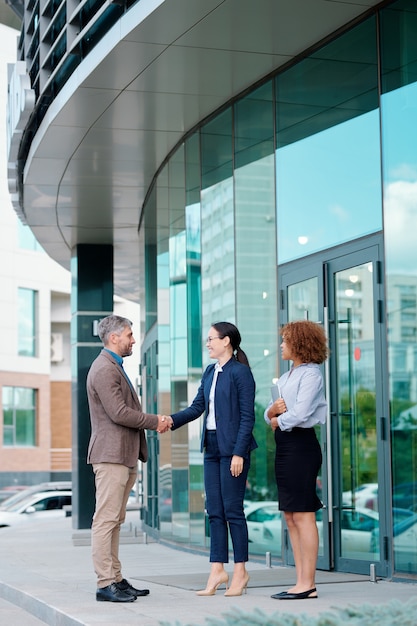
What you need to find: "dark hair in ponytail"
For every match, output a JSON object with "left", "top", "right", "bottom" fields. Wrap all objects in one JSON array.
[{"left": 211, "top": 321, "right": 250, "bottom": 367}]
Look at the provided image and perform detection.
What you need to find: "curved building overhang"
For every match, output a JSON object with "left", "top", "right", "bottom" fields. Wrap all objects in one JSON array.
[{"left": 15, "top": 0, "right": 382, "bottom": 300}]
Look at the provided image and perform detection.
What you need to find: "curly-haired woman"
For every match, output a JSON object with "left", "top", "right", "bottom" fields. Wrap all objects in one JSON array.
[{"left": 265, "top": 320, "right": 328, "bottom": 601}]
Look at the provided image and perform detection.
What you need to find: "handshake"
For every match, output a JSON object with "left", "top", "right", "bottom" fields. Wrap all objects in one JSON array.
[{"left": 157, "top": 414, "right": 173, "bottom": 434}]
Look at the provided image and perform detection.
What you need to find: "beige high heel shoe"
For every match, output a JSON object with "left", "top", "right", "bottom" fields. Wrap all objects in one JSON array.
[
  {"left": 196, "top": 572, "right": 229, "bottom": 596},
  {"left": 224, "top": 572, "right": 250, "bottom": 597}
]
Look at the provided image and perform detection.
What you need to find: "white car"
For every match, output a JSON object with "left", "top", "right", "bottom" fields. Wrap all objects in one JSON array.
[
  {"left": 370, "top": 509, "right": 417, "bottom": 567},
  {"left": 0, "top": 490, "right": 72, "bottom": 528},
  {"left": 244, "top": 500, "right": 281, "bottom": 551},
  {"left": 261, "top": 506, "right": 380, "bottom": 557},
  {"left": 342, "top": 483, "right": 378, "bottom": 509},
  {"left": 391, "top": 514, "right": 417, "bottom": 571},
  {"left": 336, "top": 507, "right": 379, "bottom": 554}
]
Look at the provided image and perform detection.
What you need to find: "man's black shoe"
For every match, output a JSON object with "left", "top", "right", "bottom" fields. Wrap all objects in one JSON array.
[
  {"left": 96, "top": 582, "right": 136, "bottom": 602},
  {"left": 116, "top": 578, "right": 150, "bottom": 597}
]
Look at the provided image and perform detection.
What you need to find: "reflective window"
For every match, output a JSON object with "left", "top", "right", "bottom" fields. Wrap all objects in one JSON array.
[
  {"left": 234, "top": 83, "right": 279, "bottom": 543},
  {"left": 201, "top": 109, "right": 235, "bottom": 343},
  {"left": 380, "top": 0, "right": 417, "bottom": 572},
  {"left": 143, "top": 187, "right": 157, "bottom": 332},
  {"left": 18, "top": 288, "right": 37, "bottom": 357},
  {"left": 185, "top": 133, "right": 202, "bottom": 372},
  {"left": 276, "top": 17, "right": 382, "bottom": 264},
  {"left": 3, "top": 387, "right": 36, "bottom": 447},
  {"left": 185, "top": 134, "right": 205, "bottom": 548},
  {"left": 139, "top": 0, "right": 417, "bottom": 577}
]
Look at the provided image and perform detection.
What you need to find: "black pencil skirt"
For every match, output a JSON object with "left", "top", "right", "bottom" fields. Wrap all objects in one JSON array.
[{"left": 274, "top": 426, "right": 323, "bottom": 512}]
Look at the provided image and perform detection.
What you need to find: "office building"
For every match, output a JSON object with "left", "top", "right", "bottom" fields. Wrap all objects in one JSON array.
[{"left": 5, "top": 0, "right": 417, "bottom": 579}]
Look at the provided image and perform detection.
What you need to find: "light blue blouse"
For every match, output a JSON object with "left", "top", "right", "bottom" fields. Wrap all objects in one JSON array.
[{"left": 264, "top": 363, "right": 327, "bottom": 431}]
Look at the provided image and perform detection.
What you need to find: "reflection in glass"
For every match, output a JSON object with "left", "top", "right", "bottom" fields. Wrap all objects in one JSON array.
[
  {"left": 137, "top": 0, "right": 417, "bottom": 576},
  {"left": 2, "top": 387, "right": 36, "bottom": 446},
  {"left": 201, "top": 109, "right": 235, "bottom": 354},
  {"left": 288, "top": 278, "right": 318, "bottom": 322},
  {"left": 335, "top": 263, "right": 379, "bottom": 561},
  {"left": 18, "top": 288, "right": 37, "bottom": 357},
  {"left": 185, "top": 134, "right": 205, "bottom": 548},
  {"left": 276, "top": 17, "right": 382, "bottom": 264},
  {"left": 380, "top": 0, "right": 417, "bottom": 573},
  {"left": 234, "top": 84, "right": 278, "bottom": 557},
  {"left": 287, "top": 277, "right": 324, "bottom": 560}
]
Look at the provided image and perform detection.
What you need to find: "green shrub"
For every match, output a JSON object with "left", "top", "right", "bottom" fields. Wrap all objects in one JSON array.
[{"left": 161, "top": 598, "right": 417, "bottom": 626}]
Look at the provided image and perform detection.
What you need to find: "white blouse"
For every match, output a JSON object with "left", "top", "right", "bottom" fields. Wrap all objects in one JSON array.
[
  {"left": 206, "top": 362, "right": 223, "bottom": 430},
  {"left": 264, "top": 363, "right": 327, "bottom": 431}
]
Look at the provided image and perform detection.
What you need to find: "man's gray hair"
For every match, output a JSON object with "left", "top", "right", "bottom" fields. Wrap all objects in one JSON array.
[{"left": 98, "top": 315, "right": 132, "bottom": 345}]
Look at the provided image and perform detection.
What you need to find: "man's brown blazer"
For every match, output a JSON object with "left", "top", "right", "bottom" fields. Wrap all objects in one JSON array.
[{"left": 86, "top": 349, "right": 159, "bottom": 467}]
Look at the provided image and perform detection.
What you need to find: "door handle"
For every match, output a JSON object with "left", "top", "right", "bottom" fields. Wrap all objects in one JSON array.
[{"left": 324, "top": 305, "right": 333, "bottom": 524}]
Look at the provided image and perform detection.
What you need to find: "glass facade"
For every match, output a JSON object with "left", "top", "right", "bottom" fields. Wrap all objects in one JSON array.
[
  {"left": 140, "top": 0, "right": 417, "bottom": 576},
  {"left": 380, "top": 0, "right": 417, "bottom": 574},
  {"left": 276, "top": 16, "right": 382, "bottom": 263}
]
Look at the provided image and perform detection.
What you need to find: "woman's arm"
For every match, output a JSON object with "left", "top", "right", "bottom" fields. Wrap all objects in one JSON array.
[
  {"left": 170, "top": 367, "right": 211, "bottom": 429},
  {"left": 278, "top": 368, "right": 325, "bottom": 431}
]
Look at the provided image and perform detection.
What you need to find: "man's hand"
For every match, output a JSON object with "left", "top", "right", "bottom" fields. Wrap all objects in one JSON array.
[{"left": 157, "top": 415, "right": 173, "bottom": 433}]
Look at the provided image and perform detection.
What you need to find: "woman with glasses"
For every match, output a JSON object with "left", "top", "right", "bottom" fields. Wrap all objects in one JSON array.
[{"left": 170, "top": 321, "right": 257, "bottom": 597}]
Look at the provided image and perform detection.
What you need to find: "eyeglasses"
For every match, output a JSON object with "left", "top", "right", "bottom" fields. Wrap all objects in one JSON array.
[{"left": 206, "top": 336, "right": 221, "bottom": 343}]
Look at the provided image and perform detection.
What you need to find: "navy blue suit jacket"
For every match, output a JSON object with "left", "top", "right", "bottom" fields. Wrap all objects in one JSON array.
[{"left": 171, "top": 357, "right": 257, "bottom": 458}]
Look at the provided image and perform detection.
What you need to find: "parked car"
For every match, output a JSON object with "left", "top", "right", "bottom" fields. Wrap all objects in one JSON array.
[
  {"left": 342, "top": 483, "right": 379, "bottom": 509},
  {"left": 370, "top": 508, "right": 416, "bottom": 557},
  {"left": 0, "top": 482, "right": 71, "bottom": 511},
  {"left": 262, "top": 506, "right": 382, "bottom": 557},
  {"left": 0, "top": 485, "right": 72, "bottom": 528},
  {"left": 244, "top": 500, "right": 281, "bottom": 548},
  {"left": 0, "top": 485, "right": 29, "bottom": 504},
  {"left": 392, "top": 482, "right": 417, "bottom": 512},
  {"left": 337, "top": 507, "right": 379, "bottom": 554},
  {"left": 390, "top": 513, "right": 417, "bottom": 571}
]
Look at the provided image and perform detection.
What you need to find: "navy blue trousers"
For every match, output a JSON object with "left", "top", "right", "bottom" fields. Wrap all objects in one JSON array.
[{"left": 204, "top": 431, "right": 250, "bottom": 563}]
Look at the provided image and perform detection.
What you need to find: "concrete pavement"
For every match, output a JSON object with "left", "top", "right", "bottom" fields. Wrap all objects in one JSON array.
[{"left": 0, "top": 511, "right": 416, "bottom": 625}]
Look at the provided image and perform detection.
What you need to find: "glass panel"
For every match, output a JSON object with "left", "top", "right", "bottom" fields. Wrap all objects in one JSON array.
[
  {"left": 168, "top": 146, "right": 191, "bottom": 544},
  {"left": 234, "top": 82, "right": 279, "bottom": 557},
  {"left": 2, "top": 387, "right": 36, "bottom": 447},
  {"left": 152, "top": 165, "right": 173, "bottom": 534},
  {"left": 288, "top": 278, "right": 319, "bottom": 322},
  {"left": 185, "top": 134, "right": 205, "bottom": 548},
  {"left": 185, "top": 133, "right": 202, "bottom": 372},
  {"left": 143, "top": 187, "right": 157, "bottom": 332},
  {"left": 335, "top": 263, "right": 379, "bottom": 561},
  {"left": 276, "top": 16, "right": 381, "bottom": 264},
  {"left": 18, "top": 288, "right": 37, "bottom": 356},
  {"left": 380, "top": 0, "right": 417, "bottom": 574},
  {"left": 200, "top": 108, "right": 235, "bottom": 351},
  {"left": 287, "top": 279, "right": 324, "bottom": 560},
  {"left": 15, "top": 408, "right": 35, "bottom": 445},
  {"left": 144, "top": 341, "right": 162, "bottom": 530}
]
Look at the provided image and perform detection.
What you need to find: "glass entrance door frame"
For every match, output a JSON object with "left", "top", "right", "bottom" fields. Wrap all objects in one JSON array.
[{"left": 279, "top": 234, "right": 391, "bottom": 577}]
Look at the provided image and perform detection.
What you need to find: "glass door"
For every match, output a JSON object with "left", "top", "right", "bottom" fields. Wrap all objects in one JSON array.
[{"left": 280, "top": 237, "right": 390, "bottom": 576}]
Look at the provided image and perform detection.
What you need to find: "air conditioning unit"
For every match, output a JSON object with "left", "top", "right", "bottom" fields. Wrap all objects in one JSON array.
[{"left": 51, "top": 333, "right": 64, "bottom": 362}]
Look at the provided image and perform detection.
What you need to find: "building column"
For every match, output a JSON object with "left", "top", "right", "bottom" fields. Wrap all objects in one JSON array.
[{"left": 71, "top": 244, "right": 113, "bottom": 529}]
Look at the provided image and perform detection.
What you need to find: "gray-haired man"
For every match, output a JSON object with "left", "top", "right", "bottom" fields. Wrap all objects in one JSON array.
[{"left": 86, "top": 315, "right": 171, "bottom": 602}]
